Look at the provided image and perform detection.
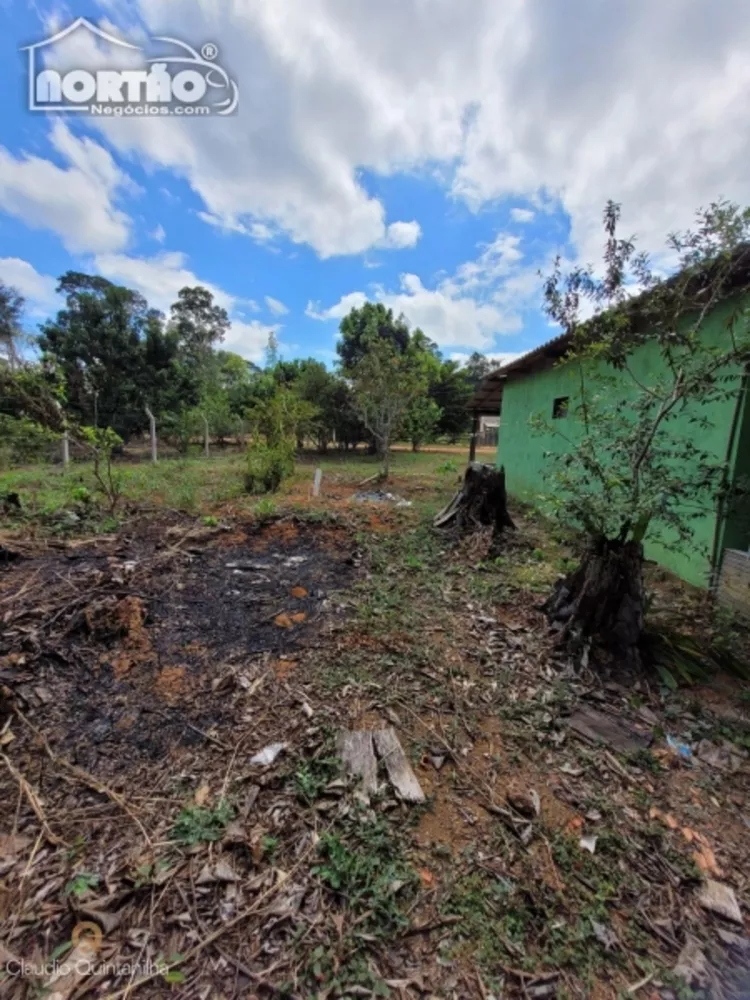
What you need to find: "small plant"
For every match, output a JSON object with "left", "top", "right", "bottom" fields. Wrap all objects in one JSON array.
[
  {"left": 156, "top": 953, "right": 186, "bottom": 986},
  {"left": 312, "top": 815, "right": 418, "bottom": 934},
  {"left": 64, "top": 871, "right": 100, "bottom": 897},
  {"left": 254, "top": 497, "right": 277, "bottom": 519},
  {"left": 171, "top": 800, "right": 234, "bottom": 846},
  {"left": 295, "top": 756, "right": 339, "bottom": 805},
  {"left": 201, "top": 515, "right": 219, "bottom": 527},
  {"left": 436, "top": 459, "right": 458, "bottom": 474},
  {"left": 244, "top": 441, "right": 294, "bottom": 494},
  {"left": 81, "top": 426, "right": 123, "bottom": 511},
  {"left": 70, "top": 485, "right": 92, "bottom": 504}
]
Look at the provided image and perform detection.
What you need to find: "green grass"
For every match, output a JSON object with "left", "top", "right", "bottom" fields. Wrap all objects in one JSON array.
[{"left": 0, "top": 445, "right": 466, "bottom": 530}]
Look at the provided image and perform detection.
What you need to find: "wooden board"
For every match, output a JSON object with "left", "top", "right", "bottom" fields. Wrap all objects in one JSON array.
[
  {"left": 717, "top": 548, "right": 750, "bottom": 614},
  {"left": 337, "top": 730, "right": 378, "bottom": 795},
  {"left": 373, "top": 728, "right": 425, "bottom": 803},
  {"left": 567, "top": 705, "right": 650, "bottom": 754}
]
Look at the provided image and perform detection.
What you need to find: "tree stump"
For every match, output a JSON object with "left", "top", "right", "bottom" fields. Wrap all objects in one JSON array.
[
  {"left": 434, "top": 463, "right": 515, "bottom": 535},
  {"left": 542, "top": 537, "right": 645, "bottom": 668}
]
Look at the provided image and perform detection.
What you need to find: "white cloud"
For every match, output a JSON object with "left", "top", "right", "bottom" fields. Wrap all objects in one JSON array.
[
  {"left": 0, "top": 258, "right": 60, "bottom": 317},
  {"left": 265, "top": 295, "right": 289, "bottom": 316},
  {"left": 55, "top": 0, "right": 750, "bottom": 265},
  {"left": 306, "top": 291, "right": 368, "bottom": 321},
  {"left": 93, "top": 251, "right": 232, "bottom": 313},
  {"left": 93, "top": 250, "right": 275, "bottom": 361},
  {"left": 307, "top": 229, "right": 545, "bottom": 349},
  {"left": 0, "top": 121, "right": 132, "bottom": 254},
  {"left": 380, "top": 220, "right": 422, "bottom": 249},
  {"left": 150, "top": 224, "right": 166, "bottom": 243},
  {"left": 223, "top": 319, "right": 280, "bottom": 362},
  {"left": 510, "top": 208, "right": 535, "bottom": 223}
]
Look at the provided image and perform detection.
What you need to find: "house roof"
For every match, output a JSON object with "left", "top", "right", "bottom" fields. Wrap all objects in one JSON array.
[
  {"left": 467, "top": 331, "right": 572, "bottom": 412},
  {"left": 468, "top": 240, "right": 750, "bottom": 414}
]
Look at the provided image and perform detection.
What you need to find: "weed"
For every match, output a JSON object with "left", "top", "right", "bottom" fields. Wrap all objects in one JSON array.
[
  {"left": 435, "top": 459, "right": 458, "bottom": 474},
  {"left": 295, "top": 756, "right": 340, "bottom": 804},
  {"left": 171, "top": 800, "right": 234, "bottom": 846},
  {"left": 628, "top": 748, "right": 662, "bottom": 774},
  {"left": 201, "top": 514, "right": 219, "bottom": 527},
  {"left": 261, "top": 835, "right": 279, "bottom": 860},
  {"left": 312, "top": 813, "right": 418, "bottom": 935},
  {"left": 64, "top": 872, "right": 100, "bottom": 897},
  {"left": 254, "top": 497, "right": 277, "bottom": 519}
]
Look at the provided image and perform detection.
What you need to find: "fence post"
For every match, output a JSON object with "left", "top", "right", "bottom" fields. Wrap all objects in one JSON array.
[
  {"left": 61, "top": 430, "right": 70, "bottom": 468},
  {"left": 202, "top": 415, "right": 210, "bottom": 458},
  {"left": 468, "top": 411, "right": 479, "bottom": 464},
  {"left": 145, "top": 406, "right": 157, "bottom": 463}
]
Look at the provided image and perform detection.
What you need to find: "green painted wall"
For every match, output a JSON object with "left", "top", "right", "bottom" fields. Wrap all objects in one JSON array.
[{"left": 496, "top": 300, "right": 747, "bottom": 588}]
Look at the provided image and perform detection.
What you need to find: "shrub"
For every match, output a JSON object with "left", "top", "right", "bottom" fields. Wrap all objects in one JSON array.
[
  {"left": 244, "top": 441, "right": 294, "bottom": 494},
  {"left": 0, "top": 415, "right": 57, "bottom": 468}
]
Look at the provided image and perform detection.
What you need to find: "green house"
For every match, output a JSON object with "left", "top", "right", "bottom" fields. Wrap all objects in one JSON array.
[{"left": 470, "top": 301, "right": 750, "bottom": 602}]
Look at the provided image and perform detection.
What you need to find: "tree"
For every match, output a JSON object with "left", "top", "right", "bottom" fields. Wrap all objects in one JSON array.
[
  {"left": 338, "top": 302, "right": 411, "bottom": 371},
  {"left": 170, "top": 286, "right": 229, "bottom": 361},
  {"left": 539, "top": 200, "right": 750, "bottom": 668},
  {"left": 403, "top": 396, "right": 442, "bottom": 451},
  {"left": 351, "top": 339, "right": 424, "bottom": 477},
  {"left": 431, "top": 360, "right": 472, "bottom": 440},
  {"left": 39, "top": 273, "right": 151, "bottom": 436},
  {"left": 463, "top": 351, "right": 493, "bottom": 391},
  {"left": 0, "top": 282, "right": 25, "bottom": 370}
]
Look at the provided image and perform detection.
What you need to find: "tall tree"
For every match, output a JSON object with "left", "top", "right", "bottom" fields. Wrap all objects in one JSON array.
[
  {"left": 351, "top": 339, "right": 425, "bottom": 476},
  {"left": 39, "top": 273, "right": 150, "bottom": 435},
  {"left": 170, "top": 286, "right": 230, "bottom": 362},
  {"left": 431, "top": 359, "right": 472, "bottom": 440},
  {"left": 338, "top": 302, "right": 411, "bottom": 371},
  {"left": 463, "top": 351, "right": 493, "bottom": 391},
  {"left": 0, "top": 282, "right": 24, "bottom": 371}
]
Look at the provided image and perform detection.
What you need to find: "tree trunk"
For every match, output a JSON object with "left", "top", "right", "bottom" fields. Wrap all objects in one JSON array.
[
  {"left": 434, "top": 463, "right": 515, "bottom": 536},
  {"left": 543, "top": 537, "right": 644, "bottom": 669}
]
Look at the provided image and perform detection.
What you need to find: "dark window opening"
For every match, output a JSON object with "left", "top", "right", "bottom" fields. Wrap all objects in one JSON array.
[{"left": 552, "top": 396, "right": 569, "bottom": 419}]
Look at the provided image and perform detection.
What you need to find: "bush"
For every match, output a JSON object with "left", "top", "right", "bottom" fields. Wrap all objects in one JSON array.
[
  {"left": 244, "top": 441, "right": 294, "bottom": 494},
  {"left": 0, "top": 415, "right": 57, "bottom": 468}
]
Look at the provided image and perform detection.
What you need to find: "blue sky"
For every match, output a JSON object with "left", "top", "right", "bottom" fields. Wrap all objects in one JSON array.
[{"left": 1, "top": 0, "right": 748, "bottom": 366}]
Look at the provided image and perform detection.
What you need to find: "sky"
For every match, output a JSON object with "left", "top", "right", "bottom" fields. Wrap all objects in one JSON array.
[{"left": 1, "top": 0, "right": 749, "bottom": 368}]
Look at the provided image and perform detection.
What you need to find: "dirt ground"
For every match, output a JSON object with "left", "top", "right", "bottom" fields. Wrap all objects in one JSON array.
[{"left": 1, "top": 485, "right": 749, "bottom": 1000}]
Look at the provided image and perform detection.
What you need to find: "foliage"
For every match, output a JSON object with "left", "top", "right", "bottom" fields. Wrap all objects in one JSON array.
[
  {"left": 350, "top": 338, "right": 426, "bottom": 475},
  {"left": 312, "top": 815, "right": 418, "bottom": 934},
  {"left": 245, "top": 440, "right": 294, "bottom": 494},
  {"left": 539, "top": 200, "right": 750, "bottom": 554},
  {"left": 64, "top": 872, "right": 100, "bottom": 897},
  {"left": 247, "top": 382, "right": 318, "bottom": 449},
  {"left": 171, "top": 800, "right": 234, "bottom": 846},
  {"left": 641, "top": 625, "right": 750, "bottom": 689},
  {"left": 462, "top": 350, "right": 494, "bottom": 391},
  {"left": 430, "top": 358, "right": 473, "bottom": 439},
  {"left": 402, "top": 395, "right": 442, "bottom": 451},
  {"left": 80, "top": 426, "right": 124, "bottom": 511},
  {"left": 0, "top": 281, "right": 25, "bottom": 369},
  {"left": 337, "top": 302, "right": 411, "bottom": 370},
  {"left": 0, "top": 415, "right": 57, "bottom": 468}
]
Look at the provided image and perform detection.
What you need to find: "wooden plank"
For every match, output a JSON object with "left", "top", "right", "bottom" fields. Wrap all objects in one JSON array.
[
  {"left": 567, "top": 705, "right": 650, "bottom": 754},
  {"left": 718, "top": 549, "right": 750, "bottom": 615},
  {"left": 373, "top": 728, "right": 425, "bottom": 803},
  {"left": 337, "top": 730, "right": 378, "bottom": 795}
]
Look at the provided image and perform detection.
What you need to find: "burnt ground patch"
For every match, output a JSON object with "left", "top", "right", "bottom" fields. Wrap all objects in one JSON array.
[{"left": 0, "top": 515, "right": 357, "bottom": 777}]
